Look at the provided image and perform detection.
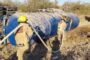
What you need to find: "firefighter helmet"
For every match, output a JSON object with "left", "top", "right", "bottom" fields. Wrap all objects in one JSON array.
[{"left": 18, "top": 16, "right": 27, "bottom": 23}]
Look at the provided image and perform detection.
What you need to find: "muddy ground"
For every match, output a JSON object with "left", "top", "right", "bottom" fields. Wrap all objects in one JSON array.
[{"left": 0, "top": 23, "right": 90, "bottom": 60}]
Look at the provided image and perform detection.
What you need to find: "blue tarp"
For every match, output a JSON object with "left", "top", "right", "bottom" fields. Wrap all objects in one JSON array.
[
  {"left": 49, "top": 17, "right": 60, "bottom": 37},
  {"left": 5, "top": 16, "right": 19, "bottom": 45},
  {"left": 62, "top": 14, "right": 80, "bottom": 31},
  {"left": 69, "top": 14, "right": 79, "bottom": 30}
]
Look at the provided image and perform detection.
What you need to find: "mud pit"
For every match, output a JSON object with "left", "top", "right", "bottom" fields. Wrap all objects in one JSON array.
[{"left": 0, "top": 24, "right": 90, "bottom": 60}]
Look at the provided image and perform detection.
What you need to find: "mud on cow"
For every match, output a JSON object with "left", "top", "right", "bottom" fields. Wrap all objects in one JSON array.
[{"left": 2, "top": 12, "right": 79, "bottom": 60}]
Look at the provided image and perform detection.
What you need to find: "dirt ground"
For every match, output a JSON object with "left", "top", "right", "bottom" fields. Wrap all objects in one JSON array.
[
  {"left": 60, "top": 24, "right": 90, "bottom": 60},
  {"left": 0, "top": 23, "right": 90, "bottom": 60}
]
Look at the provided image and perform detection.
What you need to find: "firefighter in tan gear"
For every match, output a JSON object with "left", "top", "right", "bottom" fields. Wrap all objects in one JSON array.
[
  {"left": 57, "top": 14, "right": 70, "bottom": 45},
  {"left": 15, "top": 16, "right": 33, "bottom": 60}
]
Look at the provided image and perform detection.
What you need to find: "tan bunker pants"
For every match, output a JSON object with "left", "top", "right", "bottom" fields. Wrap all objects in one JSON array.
[
  {"left": 15, "top": 23, "right": 33, "bottom": 60},
  {"left": 57, "top": 20, "right": 67, "bottom": 45}
]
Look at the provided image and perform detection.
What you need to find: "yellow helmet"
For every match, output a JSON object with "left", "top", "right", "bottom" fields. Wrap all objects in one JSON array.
[{"left": 18, "top": 16, "right": 27, "bottom": 23}]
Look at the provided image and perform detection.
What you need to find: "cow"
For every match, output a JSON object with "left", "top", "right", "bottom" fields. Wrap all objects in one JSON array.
[{"left": 2, "top": 12, "right": 79, "bottom": 60}]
